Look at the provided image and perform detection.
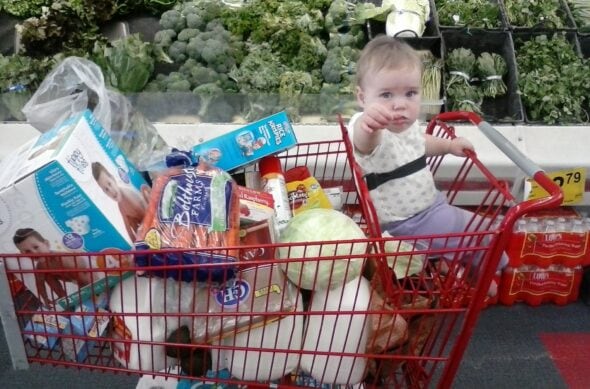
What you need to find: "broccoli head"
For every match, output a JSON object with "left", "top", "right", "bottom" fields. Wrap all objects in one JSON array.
[
  {"left": 168, "top": 40, "right": 188, "bottom": 63},
  {"left": 324, "top": 0, "right": 356, "bottom": 33},
  {"left": 180, "top": 59, "right": 219, "bottom": 85},
  {"left": 290, "top": 34, "right": 328, "bottom": 72},
  {"left": 327, "top": 26, "right": 367, "bottom": 50},
  {"left": 159, "top": 9, "right": 186, "bottom": 33},
  {"left": 184, "top": 22, "right": 244, "bottom": 74},
  {"left": 279, "top": 70, "right": 322, "bottom": 122},
  {"left": 229, "top": 42, "right": 286, "bottom": 93},
  {"left": 164, "top": 72, "right": 192, "bottom": 92},
  {"left": 153, "top": 29, "right": 177, "bottom": 51},
  {"left": 193, "top": 82, "right": 236, "bottom": 122},
  {"left": 319, "top": 81, "right": 357, "bottom": 120},
  {"left": 177, "top": 28, "right": 200, "bottom": 42},
  {"left": 321, "top": 46, "right": 360, "bottom": 84}
]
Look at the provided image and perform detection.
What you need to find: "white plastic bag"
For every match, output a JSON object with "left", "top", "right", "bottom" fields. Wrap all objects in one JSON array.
[{"left": 22, "top": 56, "right": 169, "bottom": 171}]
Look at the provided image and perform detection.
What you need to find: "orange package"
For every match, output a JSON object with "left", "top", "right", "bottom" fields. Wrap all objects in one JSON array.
[{"left": 134, "top": 163, "right": 240, "bottom": 284}]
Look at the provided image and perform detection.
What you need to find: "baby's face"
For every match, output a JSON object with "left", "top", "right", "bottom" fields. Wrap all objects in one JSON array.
[
  {"left": 16, "top": 236, "right": 51, "bottom": 254},
  {"left": 358, "top": 64, "right": 422, "bottom": 133},
  {"left": 97, "top": 171, "right": 121, "bottom": 201}
]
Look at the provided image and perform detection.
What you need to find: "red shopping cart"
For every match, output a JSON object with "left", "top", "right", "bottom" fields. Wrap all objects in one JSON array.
[{"left": 0, "top": 112, "right": 561, "bottom": 389}]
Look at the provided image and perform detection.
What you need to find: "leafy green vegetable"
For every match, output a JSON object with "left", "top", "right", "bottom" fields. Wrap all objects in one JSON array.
[
  {"left": 504, "top": 0, "right": 567, "bottom": 28},
  {"left": 515, "top": 34, "right": 590, "bottom": 124},
  {"left": 16, "top": 1, "right": 113, "bottom": 57},
  {"left": 148, "top": 0, "right": 378, "bottom": 122},
  {"left": 447, "top": 82, "right": 483, "bottom": 114},
  {"left": 567, "top": 0, "right": 590, "bottom": 31},
  {"left": 321, "top": 46, "right": 360, "bottom": 84},
  {"left": 446, "top": 48, "right": 476, "bottom": 87},
  {"left": 192, "top": 82, "right": 236, "bottom": 123},
  {"left": 279, "top": 70, "right": 321, "bottom": 122},
  {"left": 477, "top": 52, "right": 507, "bottom": 98},
  {"left": 0, "top": 0, "right": 51, "bottom": 18},
  {"left": 445, "top": 48, "right": 483, "bottom": 114},
  {"left": 92, "top": 34, "right": 170, "bottom": 93},
  {"left": 278, "top": 208, "right": 367, "bottom": 291},
  {"left": 419, "top": 50, "right": 443, "bottom": 117},
  {"left": 435, "top": 0, "right": 503, "bottom": 28},
  {"left": 0, "top": 54, "right": 57, "bottom": 120}
]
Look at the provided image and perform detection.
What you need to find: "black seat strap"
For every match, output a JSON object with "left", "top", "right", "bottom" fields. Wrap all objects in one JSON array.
[{"left": 364, "top": 155, "right": 427, "bottom": 191}]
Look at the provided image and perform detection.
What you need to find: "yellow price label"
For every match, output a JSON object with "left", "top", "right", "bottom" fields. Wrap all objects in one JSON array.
[{"left": 526, "top": 167, "right": 586, "bottom": 205}]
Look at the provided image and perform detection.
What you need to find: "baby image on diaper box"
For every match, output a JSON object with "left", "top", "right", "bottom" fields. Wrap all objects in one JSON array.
[
  {"left": 192, "top": 111, "right": 297, "bottom": 172},
  {"left": 0, "top": 109, "right": 151, "bottom": 309}
]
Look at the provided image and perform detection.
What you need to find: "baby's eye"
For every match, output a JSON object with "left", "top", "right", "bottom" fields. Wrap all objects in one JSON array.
[
  {"left": 380, "top": 91, "right": 393, "bottom": 99},
  {"left": 406, "top": 90, "right": 419, "bottom": 98}
]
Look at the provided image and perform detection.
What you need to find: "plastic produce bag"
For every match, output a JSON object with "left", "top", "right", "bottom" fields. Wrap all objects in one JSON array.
[{"left": 21, "top": 56, "right": 169, "bottom": 171}]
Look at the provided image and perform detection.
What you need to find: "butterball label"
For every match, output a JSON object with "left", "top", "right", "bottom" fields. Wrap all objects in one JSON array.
[{"left": 215, "top": 280, "right": 250, "bottom": 307}]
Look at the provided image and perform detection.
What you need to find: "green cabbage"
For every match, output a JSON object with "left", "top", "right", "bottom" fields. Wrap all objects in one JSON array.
[{"left": 278, "top": 209, "right": 367, "bottom": 290}]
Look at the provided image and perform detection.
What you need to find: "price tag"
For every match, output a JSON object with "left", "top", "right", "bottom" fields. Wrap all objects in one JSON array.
[{"left": 525, "top": 167, "right": 586, "bottom": 205}]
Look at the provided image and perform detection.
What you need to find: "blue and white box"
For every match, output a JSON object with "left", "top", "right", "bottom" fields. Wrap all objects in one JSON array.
[
  {"left": 192, "top": 111, "right": 298, "bottom": 172},
  {"left": 24, "top": 311, "right": 70, "bottom": 349},
  {"left": 0, "top": 110, "right": 150, "bottom": 309}
]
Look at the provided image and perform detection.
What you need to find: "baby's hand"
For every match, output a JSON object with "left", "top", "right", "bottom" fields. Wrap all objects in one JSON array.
[
  {"left": 358, "top": 104, "right": 392, "bottom": 134},
  {"left": 448, "top": 137, "right": 474, "bottom": 157}
]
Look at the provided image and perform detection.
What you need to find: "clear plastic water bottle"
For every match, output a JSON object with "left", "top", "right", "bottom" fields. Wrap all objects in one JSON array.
[
  {"left": 543, "top": 219, "right": 557, "bottom": 233},
  {"left": 514, "top": 219, "right": 528, "bottom": 233},
  {"left": 527, "top": 217, "right": 541, "bottom": 233},
  {"left": 555, "top": 216, "right": 570, "bottom": 232},
  {"left": 571, "top": 219, "right": 584, "bottom": 232}
]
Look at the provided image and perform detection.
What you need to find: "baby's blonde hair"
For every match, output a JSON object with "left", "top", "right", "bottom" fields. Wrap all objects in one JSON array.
[{"left": 355, "top": 35, "right": 422, "bottom": 88}]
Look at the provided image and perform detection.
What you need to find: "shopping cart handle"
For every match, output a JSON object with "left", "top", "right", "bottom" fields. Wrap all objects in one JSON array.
[{"left": 434, "top": 111, "right": 563, "bottom": 208}]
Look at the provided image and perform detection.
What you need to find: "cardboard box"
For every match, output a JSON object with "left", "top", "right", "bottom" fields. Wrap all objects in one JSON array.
[
  {"left": 237, "top": 186, "right": 277, "bottom": 264},
  {"left": 62, "top": 303, "right": 110, "bottom": 362},
  {"left": 24, "top": 311, "right": 70, "bottom": 349},
  {"left": 0, "top": 110, "right": 149, "bottom": 309},
  {"left": 192, "top": 111, "right": 297, "bottom": 172}
]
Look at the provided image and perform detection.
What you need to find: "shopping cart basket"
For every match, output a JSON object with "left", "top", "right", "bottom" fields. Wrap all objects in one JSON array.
[{"left": 0, "top": 112, "right": 562, "bottom": 389}]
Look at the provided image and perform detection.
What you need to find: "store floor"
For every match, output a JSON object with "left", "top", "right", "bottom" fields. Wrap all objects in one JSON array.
[{"left": 1, "top": 301, "right": 589, "bottom": 388}]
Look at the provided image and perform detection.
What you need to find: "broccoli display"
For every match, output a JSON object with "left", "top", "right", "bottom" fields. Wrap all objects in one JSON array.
[{"left": 149, "top": 0, "right": 372, "bottom": 122}]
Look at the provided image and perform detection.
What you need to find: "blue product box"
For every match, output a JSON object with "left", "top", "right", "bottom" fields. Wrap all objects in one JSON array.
[
  {"left": 24, "top": 311, "right": 70, "bottom": 349},
  {"left": 192, "top": 111, "right": 297, "bottom": 172},
  {"left": 69, "top": 292, "right": 109, "bottom": 335}
]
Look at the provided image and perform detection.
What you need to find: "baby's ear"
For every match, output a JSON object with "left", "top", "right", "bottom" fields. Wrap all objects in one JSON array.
[{"left": 356, "top": 86, "right": 365, "bottom": 107}]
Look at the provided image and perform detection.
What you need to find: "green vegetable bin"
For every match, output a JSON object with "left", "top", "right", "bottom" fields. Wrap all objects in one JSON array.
[
  {"left": 502, "top": 0, "right": 577, "bottom": 31},
  {"left": 433, "top": 0, "right": 509, "bottom": 31},
  {"left": 441, "top": 29, "right": 524, "bottom": 123},
  {"left": 512, "top": 30, "right": 587, "bottom": 124}
]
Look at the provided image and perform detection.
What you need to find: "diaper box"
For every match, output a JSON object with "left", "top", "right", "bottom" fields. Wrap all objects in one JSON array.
[
  {"left": 192, "top": 111, "right": 297, "bottom": 172},
  {"left": 0, "top": 109, "right": 150, "bottom": 309}
]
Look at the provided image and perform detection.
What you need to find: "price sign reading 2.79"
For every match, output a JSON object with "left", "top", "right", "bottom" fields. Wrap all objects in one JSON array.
[{"left": 526, "top": 167, "right": 587, "bottom": 205}]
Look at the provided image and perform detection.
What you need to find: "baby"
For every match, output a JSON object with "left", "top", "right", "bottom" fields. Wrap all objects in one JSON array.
[
  {"left": 350, "top": 36, "right": 507, "bottom": 293},
  {"left": 92, "top": 161, "right": 150, "bottom": 241},
  {"left": 13, "top": 228, "right": 93, "bottom": 307}
]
